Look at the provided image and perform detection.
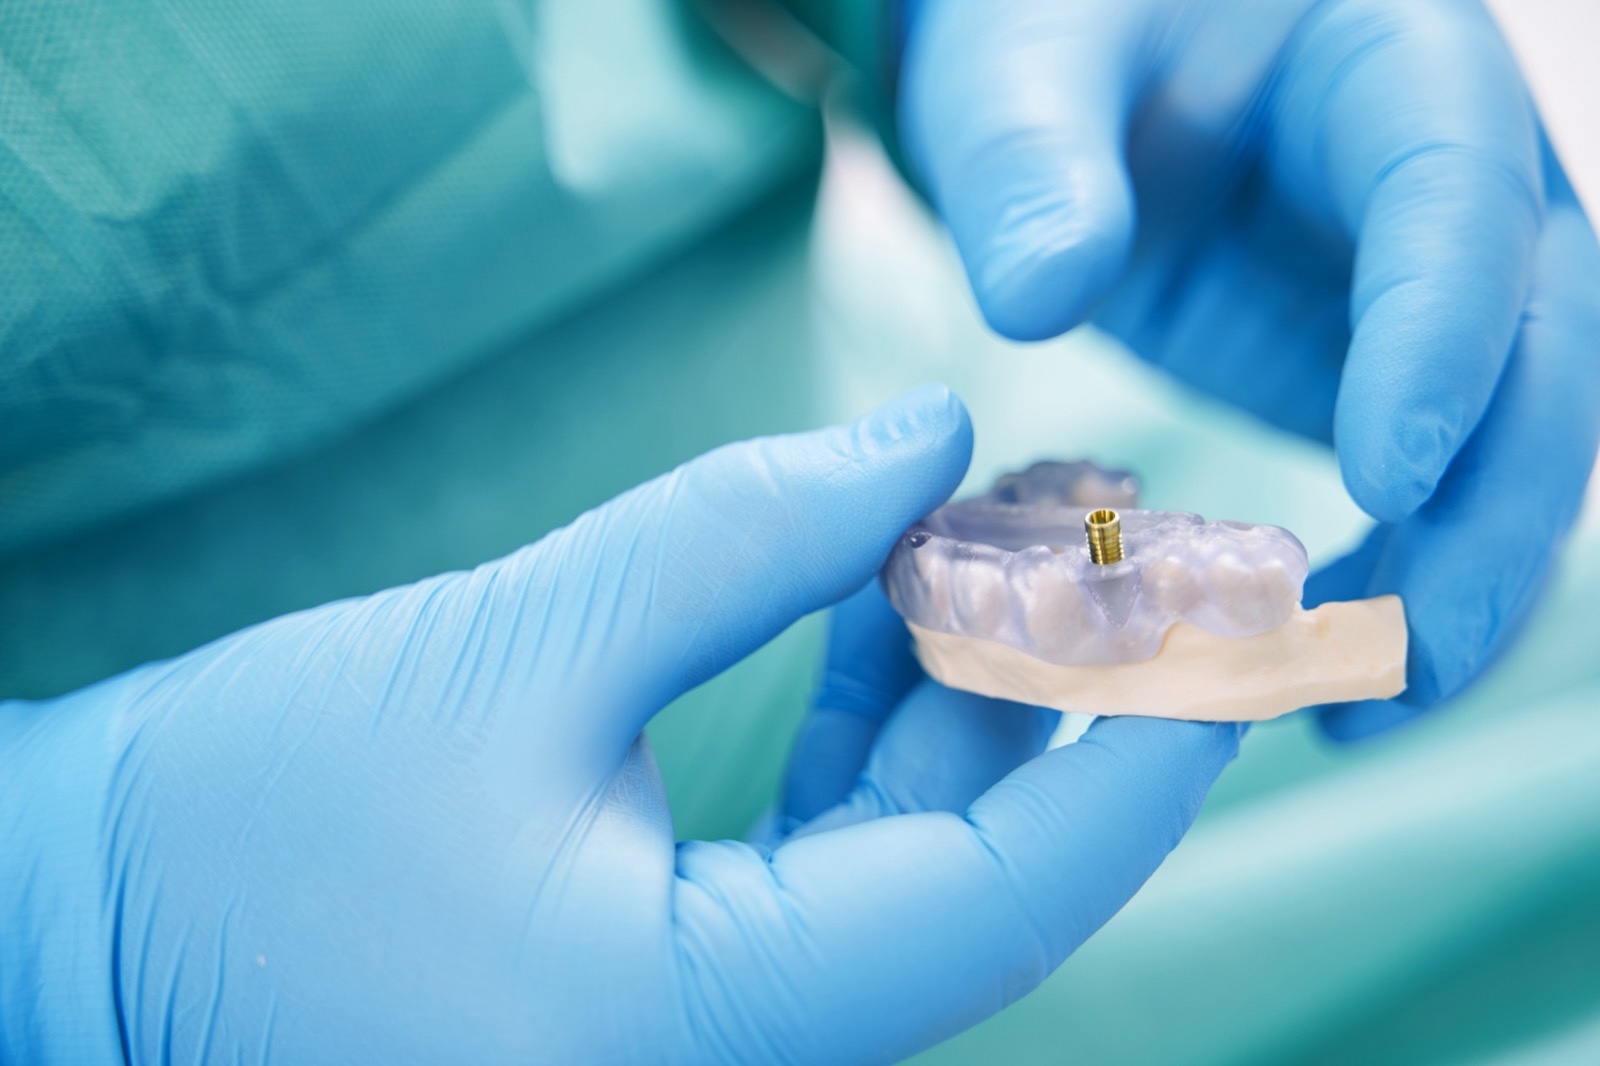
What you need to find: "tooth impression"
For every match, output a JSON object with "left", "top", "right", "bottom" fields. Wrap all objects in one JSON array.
[{"left": 881, "top": 461, "right": 1407, "bottom": 722}]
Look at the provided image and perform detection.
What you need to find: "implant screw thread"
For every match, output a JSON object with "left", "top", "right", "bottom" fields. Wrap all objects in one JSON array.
[{"left": 1085, "top": 509, "right": 1124, "bottom": 565}]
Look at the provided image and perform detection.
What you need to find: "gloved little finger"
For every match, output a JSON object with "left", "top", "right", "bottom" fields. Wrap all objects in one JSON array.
[
  {"left": 776, "top": 582, "right": 923, "bottom": 832},
  {"left": 785, "top": 679, "right": 1058, "bottom": 841}
]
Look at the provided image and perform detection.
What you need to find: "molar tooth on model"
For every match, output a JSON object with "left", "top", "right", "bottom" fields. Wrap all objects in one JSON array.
[
  {"left": 1141, "top": 555, "right": 1204, "bottom": 617},
  {"left": 1013, "top": 547, "right": 1096, "bottom": 662},
  {"left": 881, "top": 460, "right": 1407, "bottom": 722}
]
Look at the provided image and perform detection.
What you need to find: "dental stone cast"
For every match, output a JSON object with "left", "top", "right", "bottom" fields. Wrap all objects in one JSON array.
[{"left": 881, "top": 461, "right": 1407, "bottom": 721}]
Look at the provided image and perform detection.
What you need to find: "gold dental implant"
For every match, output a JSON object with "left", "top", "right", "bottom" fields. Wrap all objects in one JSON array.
[{"left": 1085, "top": 508, "right": 1124, "bottom": 565}]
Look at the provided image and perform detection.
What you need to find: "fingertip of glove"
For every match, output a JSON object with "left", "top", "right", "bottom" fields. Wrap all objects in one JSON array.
[
  {"left": 971, "top": 218, "right": 1132, "bottom": 342},
  {"left": 857, "top": 384, "right": 973, "bottom": 459},
  {"left": 838, "top": 386, "right": 974, "bottom": 528},
  {"left": 1337, "top": 409, "right": 1455, "bottom": 524},
  {"left": 1339, "top": 457, "right": 1436, "bottom": 527}
]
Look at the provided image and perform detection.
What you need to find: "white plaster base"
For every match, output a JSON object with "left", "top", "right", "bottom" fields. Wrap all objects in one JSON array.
[{"left": 908, "top": 596, "right": 1407, "bottom": 721}]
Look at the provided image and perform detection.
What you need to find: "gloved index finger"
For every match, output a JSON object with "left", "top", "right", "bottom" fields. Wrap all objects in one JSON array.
[
  {"left": 673, "top": 716, "right": 1240, "bottom": 1063},
  {"left": 899, "top": 0, "right": 1146, "bottom": 341},
  {"left": 1270, "top": 0, "right": 1544, "bottom": 523}
]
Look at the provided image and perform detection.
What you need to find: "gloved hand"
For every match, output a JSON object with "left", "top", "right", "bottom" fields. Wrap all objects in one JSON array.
[
  {"left": 0, "top": 387, "right": 1240, "bottom": 1065},
  {"left": 899, "top": 0, "right": 1600, "bottom": 739}
]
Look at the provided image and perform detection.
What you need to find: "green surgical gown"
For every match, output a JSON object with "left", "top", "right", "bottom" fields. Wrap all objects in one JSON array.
[{"left": 2, "top": 2, "right": 1597, "bottom": 1062}]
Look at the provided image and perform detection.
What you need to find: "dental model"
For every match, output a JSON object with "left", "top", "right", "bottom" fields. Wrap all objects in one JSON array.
[{"left": 881, "top": 461, "right": 1406, "bottom": 721}]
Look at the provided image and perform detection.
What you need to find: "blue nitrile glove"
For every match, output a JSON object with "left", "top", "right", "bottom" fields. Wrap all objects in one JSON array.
[
  {"left": 0, "top": 387, "right": 1240, "bottom": 1065},
  {"left": 899, "top": 0, "right": 1600, "bottom": 739}
]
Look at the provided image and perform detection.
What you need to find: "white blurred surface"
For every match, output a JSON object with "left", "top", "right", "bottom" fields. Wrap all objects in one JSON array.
[{"left": 1488, "top": 0, "right": 1600, "bottom": 215}]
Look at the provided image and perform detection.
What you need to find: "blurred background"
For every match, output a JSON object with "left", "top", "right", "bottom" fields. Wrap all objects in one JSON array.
[{"left": 0, "top": 0, "right": 1595, "bottom": 1062}]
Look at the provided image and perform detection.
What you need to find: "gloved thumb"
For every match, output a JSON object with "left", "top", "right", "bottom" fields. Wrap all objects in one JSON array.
[
  {"left": 900, "top": 0, "right": 1141, "bottom": 341},
  {"left": 488, "top": 385, "right": 972, "bottom": 766}
]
